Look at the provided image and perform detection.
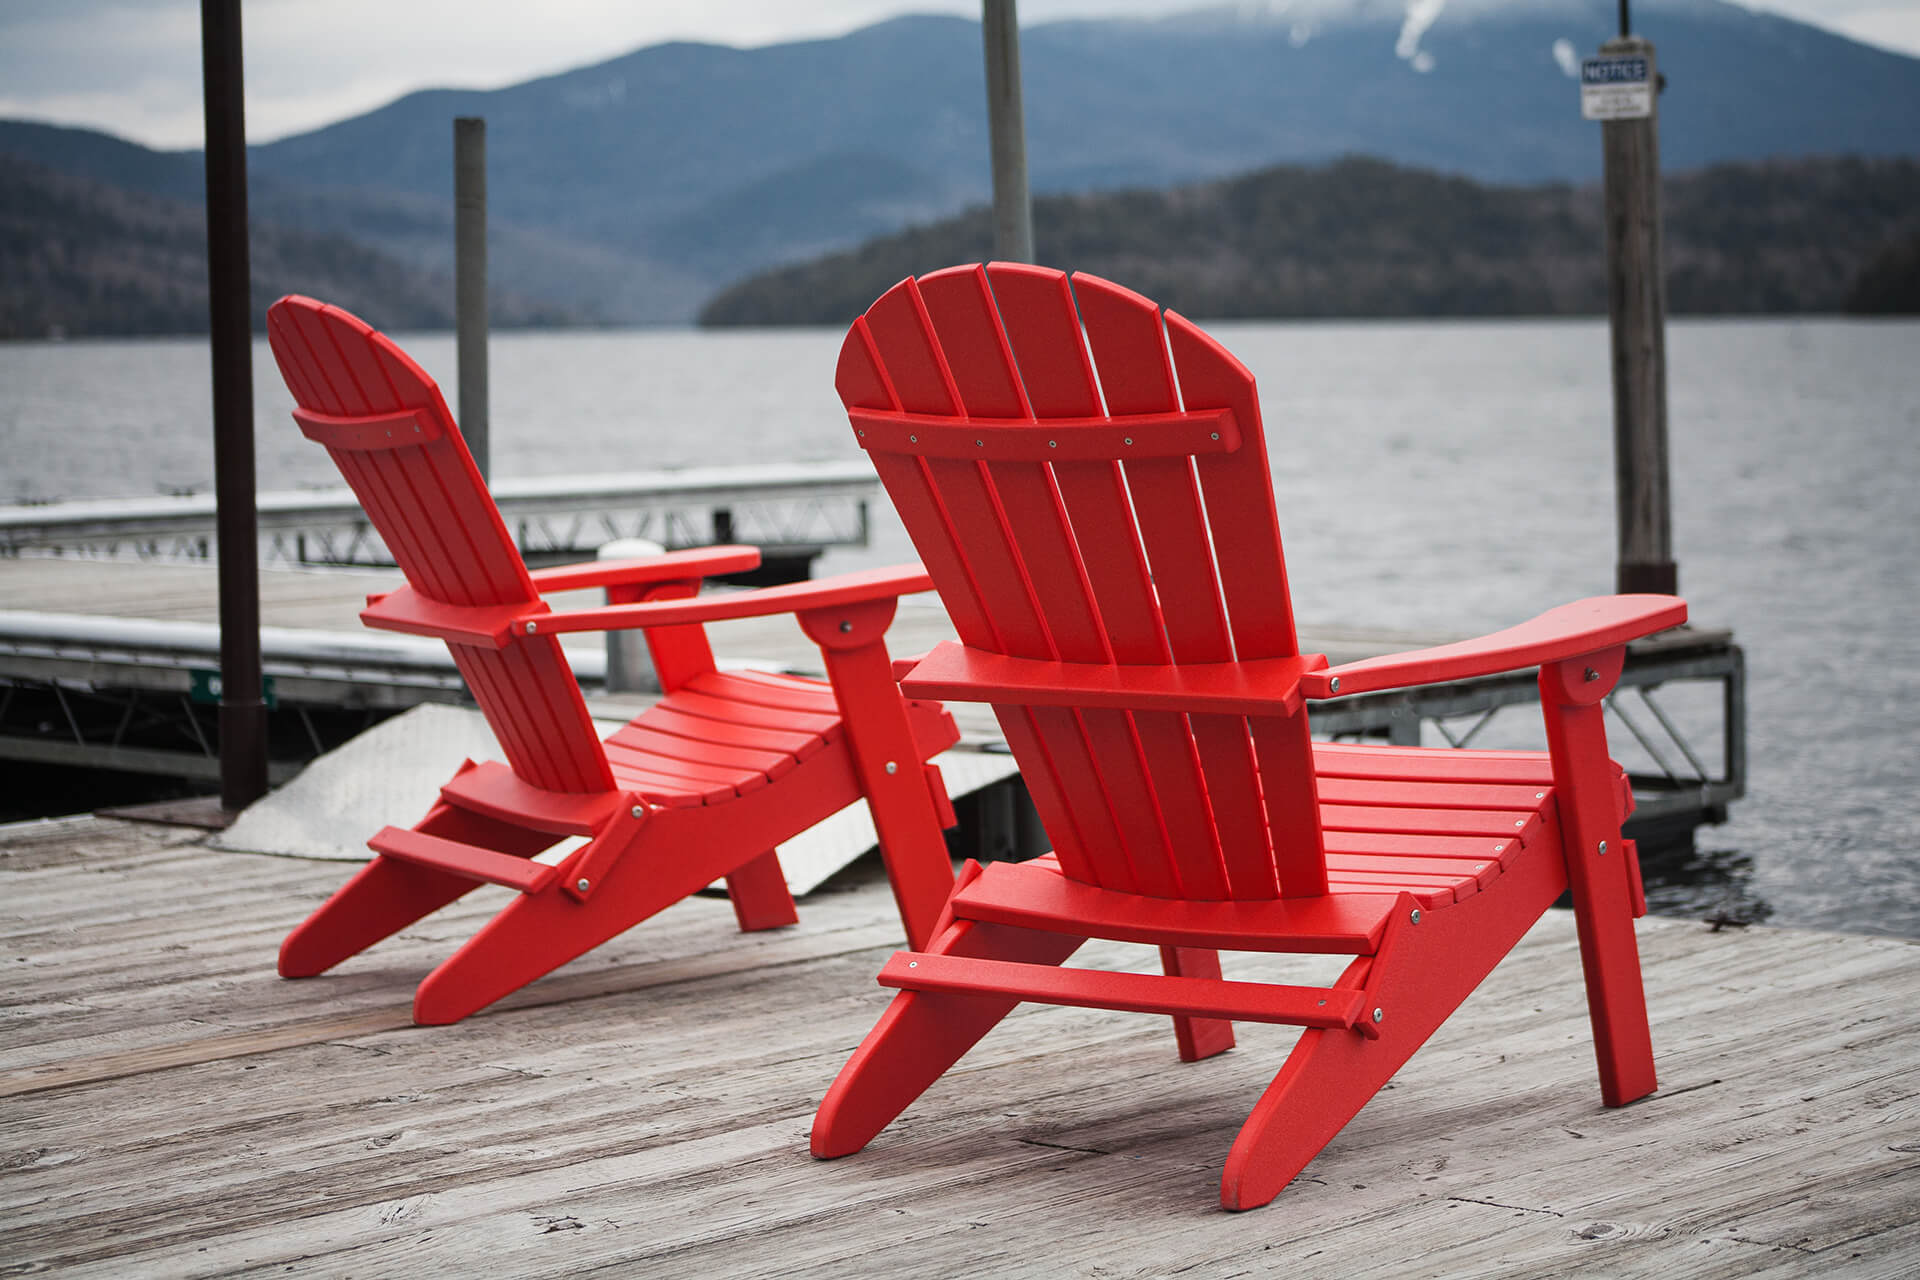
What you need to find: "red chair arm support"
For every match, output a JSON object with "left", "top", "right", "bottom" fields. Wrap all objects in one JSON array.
[
  {"left": 524, "top": 563, "right": 935, "bottom": 635},
  {"left": 524, "top": 545, "right": 762, "bottom": 594},
  {"left": 1300, "top": 595, "right": 1688, "bottom": 699},
  {"left": 899, "top": 641, "right": 1330, "bottom": 717},
  {"left": 360, "top": 583, "right": 536, "bottom": 648}
]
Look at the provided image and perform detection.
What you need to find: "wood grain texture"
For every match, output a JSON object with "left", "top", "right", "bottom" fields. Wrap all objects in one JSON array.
[{"left": 3, "top": 815, "right": 1916, "bottom": 1275}]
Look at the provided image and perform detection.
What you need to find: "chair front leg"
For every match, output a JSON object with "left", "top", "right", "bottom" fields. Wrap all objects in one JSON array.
[
  {"left": 800, "top": 598, "right": 956, "bottom": 950},
  {"left": 1540, "top": 651, "right": 1657, "bottom": 1107}
]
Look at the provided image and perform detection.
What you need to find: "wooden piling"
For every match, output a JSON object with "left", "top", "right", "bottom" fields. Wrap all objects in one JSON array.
[
  {"left": 982, "top": 0, "right": 1034, "bottom": 264},
  {"left": 454, "top": 117, "right": 490, "bottom": 483},
  {"left": 198, "top": 0, "right": 267, "bottom": 810},
  {"left": 1601, "top": 34, "right": 1676, "bottom": 596}
]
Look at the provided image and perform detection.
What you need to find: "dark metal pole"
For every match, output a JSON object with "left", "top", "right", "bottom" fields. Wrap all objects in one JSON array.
[
  {"left": 1601, "top": 32, "right": 1675, "bottom": 597},
  {"left": 454, "top": 117, "right": 489, "bottom": 482},
  {"left": 981, "top": 0, "right": 1034, "bottom": 263},
  {"left": 1619, "top": 0, "right": 1631, "bottom": 37},
  {"left": 200, "top": 0, "right": 267, "bottom": 809}
]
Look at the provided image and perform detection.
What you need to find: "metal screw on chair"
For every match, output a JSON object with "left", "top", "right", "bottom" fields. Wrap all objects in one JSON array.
[
  {"left": 524, "top": 622, "right": 536, "bottom": 634},
  {"left": 1584, "top": 667, "right": 1600, "bottom": 682},
  {"left": 885, "top": 761, "right": 898, "bottom": 774},
  {"left": 1329, "top": 677, "right": 1341, "bottom": 693},
  {"left": 1410, "top": 909, "right": 1421, "bottom": 925},
  {"left": 1372, "top": 1008, "right": 1384, "bottom": 1024},
  {"left": 1598, "top": 840, "right": 1608, "bottom": 856},
  {"left": 1536, "top": 792, "right": 1546, "bottom": 799},
  {"left": 1049, "top": 440, "right": 1058, "bottom": 448},
  {"left": 908, "top": 960, "right": 918, "bottom": 968},
  {"left": 576, "top": 878, "right": 591, "bottom": 893},
  {"left": 977, "top": 440, "right": 984, "bottom": 447},
  {"left": 1123, "top": 437, "right": 1133, "bottom": 446},
  {"left": 839, "top": 619, "right": 852, "bottom": 633},
  {"left": 630, "top": 806, "right": 643, "bottom": 819},
  {"left": 1515, "top": 819, "right": 1525, "bottom": 827},
  {"left": 1210, "top": 432, "right": 1220, "bottom": 440}
]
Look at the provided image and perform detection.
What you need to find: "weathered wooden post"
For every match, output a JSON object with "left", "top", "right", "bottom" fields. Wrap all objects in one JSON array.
[
  {"left": 982, "top": 0, "right": 1034, "bottom": 263},
  {"left": 1585, "top": 3, "right": 1676, "bottom": 595},
  {"left": 200, "top": 0, "right": 267, "bottom": 810},
  {"left": 454, "top": 117, "right": 490, "bottom": 483}
]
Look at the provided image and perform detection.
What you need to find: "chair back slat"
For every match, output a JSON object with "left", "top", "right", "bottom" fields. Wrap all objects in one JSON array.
[
  {"left": 919, "top": 267, "right": 1183, "bottom": 898},
  {"left": 842, "top": 266, "right": 1329, "bottom": 901},
  {"left": 858, "top": 278, "right": 1146, "bottom": 887},
  {"left": 267, "top": 297, "right": 614, "bottom": 795},
  {"left": 984, "top": 268, "right": 1233, "bottom": 898},
  {"left": 1068, "top": 274, "right": 1275, "bottom": 898}
]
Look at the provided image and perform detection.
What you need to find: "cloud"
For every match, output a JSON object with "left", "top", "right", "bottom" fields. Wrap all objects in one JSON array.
[
  {"left": 1396, "top": 0, "right": 1446, "bottom": 74},
  {"left": 1553, "top": 37, "right": 1578, "bottom": 77}
]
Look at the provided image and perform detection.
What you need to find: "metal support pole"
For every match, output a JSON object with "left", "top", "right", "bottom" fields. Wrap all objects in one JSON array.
[
  {"left": 1601, "top": 34, "right": 1676, "bottom": 596},
  {"left": 200, "top": 0, "right": 267, "bottom": 810},
  {"left": 981, "top": 0, "right": 1034, "bottom": 263},
  {"left": 454, "top": 117, "right": 490, "bottom": 482}
]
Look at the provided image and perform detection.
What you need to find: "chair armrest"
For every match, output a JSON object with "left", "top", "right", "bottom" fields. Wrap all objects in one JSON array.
[
  {"left": 892, "top": 651, "right": 935, "bottom": 681},
  {"left": 899, "top": 641, "right": 1330, "bottom": 717},
  {"left": 523, "top": 563, "right": 935, "bottom": 635},
  {"left": 524, "top": 545, "right": 762, "bottom": 594},
  {"left": 360, "top": 584, "right": 534, "bottom": 648},
  {"left": 1299, "top": 595, "right": 1687, "bottom": 699}
]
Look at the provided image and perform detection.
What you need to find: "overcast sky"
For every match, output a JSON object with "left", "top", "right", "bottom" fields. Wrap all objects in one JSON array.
[{"left": 2, "top": 0, "right": 1915, "bottom": 150}]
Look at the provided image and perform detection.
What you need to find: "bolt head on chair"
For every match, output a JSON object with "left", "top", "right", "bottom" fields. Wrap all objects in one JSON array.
[
  {"left": 264, "top": 296, "right": 961, "bottom": 1025},
  {"left": 809, "top": 264, "right": 1684, "bottom": 1210}
]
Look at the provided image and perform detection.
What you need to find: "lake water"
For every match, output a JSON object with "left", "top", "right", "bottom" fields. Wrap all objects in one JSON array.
[{"left": 3, "top": 317, "right": 1917, "bottom": 937}]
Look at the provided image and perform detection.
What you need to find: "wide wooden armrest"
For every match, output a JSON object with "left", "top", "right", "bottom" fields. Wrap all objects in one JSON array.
[
  {"left": 525, "top": 545, "right": 762, "bottom": 594},
  {"left": 1299, "top": 595, "right": 1688, "bottom": 699},
  {"left": 524, "top": 563, "right": 935, "bottom": 635},
  {"left": 899, "top": 641, "right": 1330, "bottom": 716},
  {"left": 360, "top": 583, "right": 536, "bottom": 648}
]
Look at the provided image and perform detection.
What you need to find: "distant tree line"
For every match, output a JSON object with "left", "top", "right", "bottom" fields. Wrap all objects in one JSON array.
[
  {"left": 0, "top": 155, "right": 577, "bottom": 340},
  {"left": 699, "top": 155, "right": 1920, "bottom": 326}
]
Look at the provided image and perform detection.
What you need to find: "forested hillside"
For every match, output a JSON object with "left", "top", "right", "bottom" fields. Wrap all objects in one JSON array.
[
  {"left": 699, "top": 155, "right": 1920, "bottom": 325},
  {"left": 0, "top": 157, "right": 576, "bottom": 339}
]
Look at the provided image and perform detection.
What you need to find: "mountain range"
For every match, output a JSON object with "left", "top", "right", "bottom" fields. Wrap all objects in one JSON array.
[{"left": 3, "top": 0, "right": 1919, "bottom": 330}]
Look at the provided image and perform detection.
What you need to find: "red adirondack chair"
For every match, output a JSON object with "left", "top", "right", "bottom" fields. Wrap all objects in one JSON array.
[
  {"left": 812, "top": 264, "right": 1686, "bottom": 1210},
  {"left": 264, "top": 296, "right": 960, "bottom": 1025}
]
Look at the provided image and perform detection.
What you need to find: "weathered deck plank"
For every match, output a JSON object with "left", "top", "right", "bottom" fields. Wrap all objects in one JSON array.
[{"left": 2, "top": 815, "right": 1916, "bottom": 1276}]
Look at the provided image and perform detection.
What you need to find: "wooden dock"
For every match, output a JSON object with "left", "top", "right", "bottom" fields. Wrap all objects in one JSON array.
[{"left": 3, "top": 813, "right": 1917, "bottom": 1275}]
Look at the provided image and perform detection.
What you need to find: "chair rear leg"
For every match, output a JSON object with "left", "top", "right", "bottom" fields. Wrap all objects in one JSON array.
[
  {"left": 278, "top": 803, "right": 548, "bottom": 979},
  {"left": 726, "top": 848, "right": 799, "bottom": 932},
  {"left": 1161, "top": 946, "right": 1236, "bottom": 1061},
  {"left": 812, "top": 920, "right": 1085, "bottom": 1158}
]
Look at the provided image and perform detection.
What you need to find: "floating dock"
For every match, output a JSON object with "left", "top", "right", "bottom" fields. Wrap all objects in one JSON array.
[
  {"left": 2, "top": 813, "right": 1915, "bottom": 1274},
  {"left": 0, "top": 462, "right": 878, "bottom": 578}
]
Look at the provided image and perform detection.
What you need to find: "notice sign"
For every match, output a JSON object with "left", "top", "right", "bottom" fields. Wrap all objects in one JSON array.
[{"left": 1581, "top": 55, "right": 1653, "bottom": 120}]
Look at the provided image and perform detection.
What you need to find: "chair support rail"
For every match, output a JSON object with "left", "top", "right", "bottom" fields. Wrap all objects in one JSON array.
[
  {"left": 367, "top": 826, "right": 559, "bottom": 893},
  {"left": 878, "top": 952, "right": 1373, "bottom": 1034}
]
